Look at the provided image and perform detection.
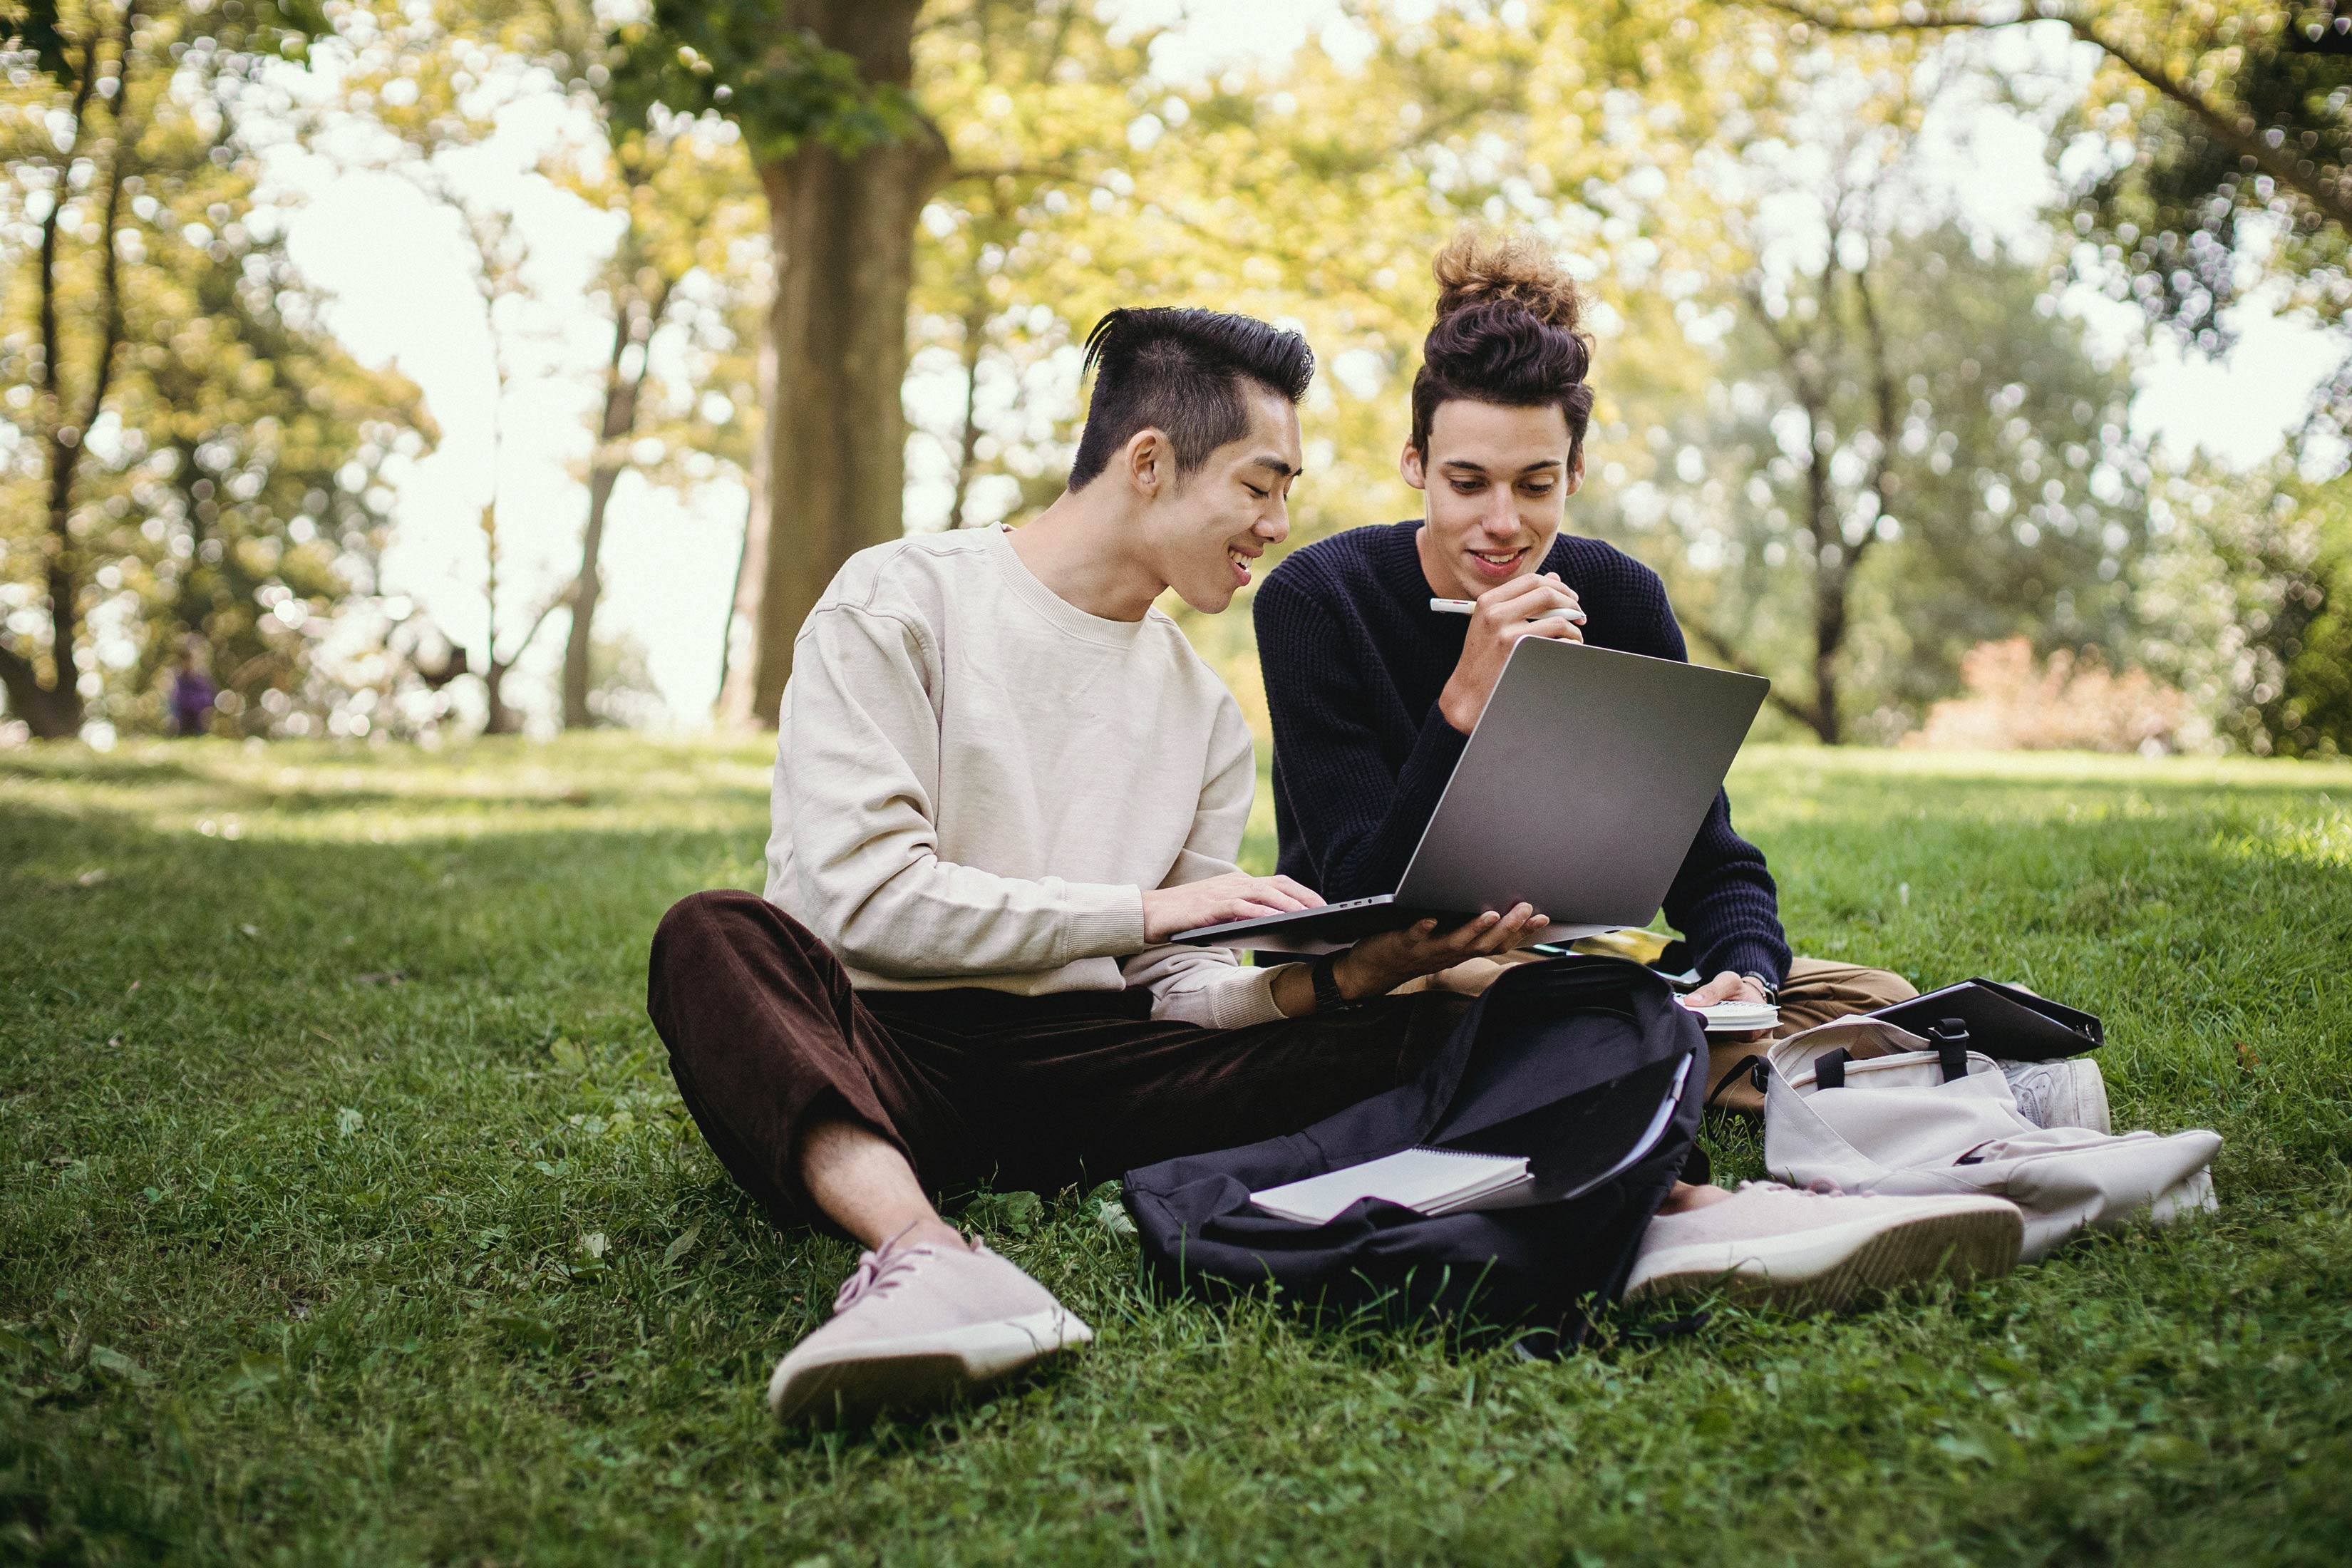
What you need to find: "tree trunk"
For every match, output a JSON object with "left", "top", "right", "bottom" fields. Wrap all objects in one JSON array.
[
  {"left": 731, "top": 0, "right": 947, "bottom": 729},
  {"left": 715, "top": 480, "right": 759, "bottom": 716},
  {"left": 945, "top": 284, "right": 991, "bottom": 531},
  {"left": 713, "top": 331, "right": 774, "bottom": 728},
  {"left": 1800, "top": 398, "right": 1844, "bottom": 746},
  {"left": 483, "top": 661, "right": 517, "bottom": 735},
  {"left": 0, "top": 649, "right": 83, "bottom": 738},
  {"left": 1811, "top": 557, "right": 1847, "bottom": 747},
  {"left": 4, "top": 19, "right": 116, "bottom": 740},
  {"left": 561, "top": 286, "right": 659, "bottom": 730}
]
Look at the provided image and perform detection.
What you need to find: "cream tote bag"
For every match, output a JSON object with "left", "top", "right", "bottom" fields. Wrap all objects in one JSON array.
[{"left": 1759, "top": 1018, "right": 2219, "bottom": 1263}]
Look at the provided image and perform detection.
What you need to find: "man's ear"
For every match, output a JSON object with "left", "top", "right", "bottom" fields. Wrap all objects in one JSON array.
[
  {"left": 1124, "top": 428, "right": 1169, "bottom": 497},
  {"left": 1399, "top": 440, "right": 1428, "bottom": 492},
  {"left": 1564, "top": 448, "right": 1586, "bottom": 496}
]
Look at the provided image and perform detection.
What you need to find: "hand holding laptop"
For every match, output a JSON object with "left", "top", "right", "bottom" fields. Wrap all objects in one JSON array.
[
  {"left": 1149, "top": 872, "right": 1550, "bottom": 1004},
  {"left": 1324, "top": 903, "right": 1550, "bottom": 1001}
]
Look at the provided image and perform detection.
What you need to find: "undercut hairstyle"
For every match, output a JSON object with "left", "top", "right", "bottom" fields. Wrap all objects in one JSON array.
[
  {"left": 1067, "top": 308, "right": 1315, "bottom": 490},
  {"left": 1409, "top": 229, "right": 1596, "bottom": 465}
]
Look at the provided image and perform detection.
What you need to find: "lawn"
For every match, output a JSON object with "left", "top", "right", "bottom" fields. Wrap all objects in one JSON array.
[{"left": 4, "top": 735, "right": 2350, "bottom": 1566}]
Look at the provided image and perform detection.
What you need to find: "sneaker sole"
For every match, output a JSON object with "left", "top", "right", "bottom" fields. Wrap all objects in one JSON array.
[
  {"left": 2064, "top": 1060, "right": 2113, "bottom": 1135},
  {"left": 1623, "top": 1200, "right": 2023, "bottom": 1315},
  {"left": 2006, "top": 1059, "right": 2112, "bottom": 1135},
  {"left": 768, "top": 1307, "right": 1093, "bottom": 1424}
]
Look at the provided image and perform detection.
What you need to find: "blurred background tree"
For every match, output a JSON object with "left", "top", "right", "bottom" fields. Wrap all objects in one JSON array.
[
  {"left": 1574, "top": 56, "right": 2148, "bottom": 743},
  {"left": 1763, "top": 0, "right": 2352, "bottom": 755},
  {"left": 1, "top": 0, "right": 430, "bottom": 739}
]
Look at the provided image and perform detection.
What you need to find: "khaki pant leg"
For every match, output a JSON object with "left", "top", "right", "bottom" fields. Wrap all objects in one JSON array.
[
  {"left": 1773, "top": 956, "right": 1918, "bottom": 1032},
  {"left": 1704, "top": 956, "right": 1918, "bottom": 1115},
  {"left": 1392, "top": 948, "right": 1919, "bottom": 1118}
]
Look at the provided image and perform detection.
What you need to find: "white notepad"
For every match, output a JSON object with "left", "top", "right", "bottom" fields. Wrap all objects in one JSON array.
[
  {"left": 1249, "top": 1147, "right": 1533, "bottom": 1226},
  {"left": 1695, "top": 1001, "right": 1780, "bottom": 1034}
]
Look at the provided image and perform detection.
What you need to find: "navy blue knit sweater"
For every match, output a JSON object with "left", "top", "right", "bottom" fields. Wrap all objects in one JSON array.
[{"left": 1252, "top": 520, "right": 1790, "bottom": 986}]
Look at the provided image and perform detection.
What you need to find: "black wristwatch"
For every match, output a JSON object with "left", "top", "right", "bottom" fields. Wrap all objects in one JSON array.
[
  {"left": 1742, "top": 971, "right": 1780, "bottom": 1006},
  {"left": 1309, "top": 951, "right": 1360, "bottom": 1012}
]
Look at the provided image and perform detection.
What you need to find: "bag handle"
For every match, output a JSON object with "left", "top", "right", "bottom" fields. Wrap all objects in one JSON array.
[
  {"left": 1810, "top": 1021, "right": 1971, "bottom": 1092},
  {"left": 1705, "top": 1053, "right": 1770, "bottom": 1108},
  {"left": 1925, "top": 1018, "right": 1971, "bottom": 1082}
]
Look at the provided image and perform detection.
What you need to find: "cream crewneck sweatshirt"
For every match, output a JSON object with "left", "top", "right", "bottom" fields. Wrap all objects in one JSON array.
[{"left": 763, "top": 524, "right": 1286, "bottom": 1030}]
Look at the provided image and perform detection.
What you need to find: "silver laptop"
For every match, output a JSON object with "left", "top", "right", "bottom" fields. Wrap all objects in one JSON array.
[{"left": 1172, "top": 637, "right": 1770, "bottom": 952}]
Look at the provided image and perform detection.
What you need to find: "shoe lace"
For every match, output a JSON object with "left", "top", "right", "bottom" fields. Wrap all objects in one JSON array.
[
  {"left": 1737, "top": 1177, "right": 1859, "bottom": 1197},
  {"left": 832, "top": 1232, "right": 937, "bottom": 1315}
]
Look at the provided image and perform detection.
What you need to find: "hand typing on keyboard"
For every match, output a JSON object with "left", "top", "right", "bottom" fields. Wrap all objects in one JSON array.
[{"left": 1142, "top": 872, "right": 1326, "bottom": 942}]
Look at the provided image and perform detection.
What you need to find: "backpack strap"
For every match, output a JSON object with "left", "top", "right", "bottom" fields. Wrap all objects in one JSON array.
[
  {"left": 1705, "top": 1053, "right": 1771, "bottom": 1108},
  {"left": 1812, "top": 1048, "right": 1849, "bottom": 1090}
]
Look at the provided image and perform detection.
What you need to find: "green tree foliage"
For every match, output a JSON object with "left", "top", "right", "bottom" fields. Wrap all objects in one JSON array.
[
  {"left": 549, "top": 118, "right": 764, "bottom": 729},
  {"left": 1766, "top": 3, "right": 2352, "bottom": 359},
  {"left": 1585, "top": 212, "right": 2145, "bottom": 743},
  {"left": 2137, "top": 463, "right": 2352, "bottom": 756},
  {"left": 642, "top": 0, "right": 1793, "bottom": 723},
  {"left": 1, "top": 0, "right": 429, "bottom": 738},
  {"left": 322, "top": 0, "right": 765, "bottom": 733},
  {"left": 1764, "top": 4, "right": 2352, "bottom": 755}
]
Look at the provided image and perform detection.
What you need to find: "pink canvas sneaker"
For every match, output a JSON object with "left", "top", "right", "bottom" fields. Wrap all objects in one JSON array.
[
  {"left": 768, "top": 1234, "right": 1093, "bottom": 1423},
  {"left": 1623, "top": 1182, "right": 2023, "bottom": 1314}
]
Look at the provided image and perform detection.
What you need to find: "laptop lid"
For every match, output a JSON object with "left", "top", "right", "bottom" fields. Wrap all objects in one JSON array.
[{"left": 1172, "top": 637, "right": 1767, "bottom": 948}]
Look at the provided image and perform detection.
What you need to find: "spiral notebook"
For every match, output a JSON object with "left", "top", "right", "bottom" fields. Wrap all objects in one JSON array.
[{"left": 1249, "top": 1147, "right": 1533, "bottom": 1226}]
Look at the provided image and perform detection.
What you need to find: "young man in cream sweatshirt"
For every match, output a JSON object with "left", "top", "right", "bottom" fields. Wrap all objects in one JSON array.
[{"left": 646, "top": 308, "right": 2019, "bottom": 1425}]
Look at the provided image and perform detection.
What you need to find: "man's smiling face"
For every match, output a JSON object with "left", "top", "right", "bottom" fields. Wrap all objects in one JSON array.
[
  {"left": 1403, "top": 398, "right": 1582, "bottom": 602},
  {"left": 1144, "top": 383, "right": 1303, "bottom": 614}
]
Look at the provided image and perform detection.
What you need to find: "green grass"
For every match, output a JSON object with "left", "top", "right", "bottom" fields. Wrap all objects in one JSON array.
[{"left": 4, "top": 735, "right": 2351, "bottom": 1565}]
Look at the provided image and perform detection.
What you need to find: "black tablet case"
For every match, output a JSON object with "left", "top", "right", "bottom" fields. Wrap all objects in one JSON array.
[{"left": 1864, "top": 978, "right": 2101, "bottom": 1061}]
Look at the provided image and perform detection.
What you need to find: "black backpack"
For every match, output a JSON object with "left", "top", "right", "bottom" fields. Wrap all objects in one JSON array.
[{"left": 1121, "top": 956, "right": 1706, "bottom": 1348}]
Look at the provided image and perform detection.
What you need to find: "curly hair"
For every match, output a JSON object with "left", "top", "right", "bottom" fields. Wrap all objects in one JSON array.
[{"left": 1409, "top": 229, "right": 1595, "bottom": 462}]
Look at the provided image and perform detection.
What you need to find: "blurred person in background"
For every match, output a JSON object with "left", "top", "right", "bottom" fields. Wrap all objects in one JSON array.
[{"left": 167, "top": 637, "right": 217, "bottom": 738}]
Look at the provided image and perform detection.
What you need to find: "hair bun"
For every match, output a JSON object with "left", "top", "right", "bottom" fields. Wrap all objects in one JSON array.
[{"left": 1430, "top": 228, "right": 1584, "bottom": 334}]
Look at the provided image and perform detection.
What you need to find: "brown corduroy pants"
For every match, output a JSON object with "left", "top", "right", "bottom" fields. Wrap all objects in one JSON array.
[{"left": 644, "top": 889, "right": 1470, "bottom": 1229}]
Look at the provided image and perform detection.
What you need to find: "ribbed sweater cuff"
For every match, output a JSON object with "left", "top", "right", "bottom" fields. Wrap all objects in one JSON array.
[
  {"left": 1709, "top": 942, "right": 1786, "bottom": 990},
  {"left": 1058, "top": 883, "right": 1149, "bottom": 961},
  {"left": 1209, "top": 964, "right": 1287, "bottom": 1029}
]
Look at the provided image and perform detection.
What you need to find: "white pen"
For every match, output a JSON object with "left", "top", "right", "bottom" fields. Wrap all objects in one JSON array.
[{"left": 1429, "top": 597, "right": 1587, "bottom": 626}]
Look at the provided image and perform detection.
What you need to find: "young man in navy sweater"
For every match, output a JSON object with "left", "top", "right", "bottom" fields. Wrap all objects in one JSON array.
[{"left": 1253, "top": 231, "right": 1916, "bottom": 1113}]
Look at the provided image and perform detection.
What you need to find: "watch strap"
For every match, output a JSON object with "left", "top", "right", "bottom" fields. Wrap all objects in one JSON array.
[{"left": 1309, "top": 951, "right": 1353, "bottom": 1011}]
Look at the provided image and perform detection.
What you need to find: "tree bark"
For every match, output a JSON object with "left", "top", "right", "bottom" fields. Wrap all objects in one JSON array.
[{"left": 731, "top": 0, "right": 947, "bottom": 729}]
